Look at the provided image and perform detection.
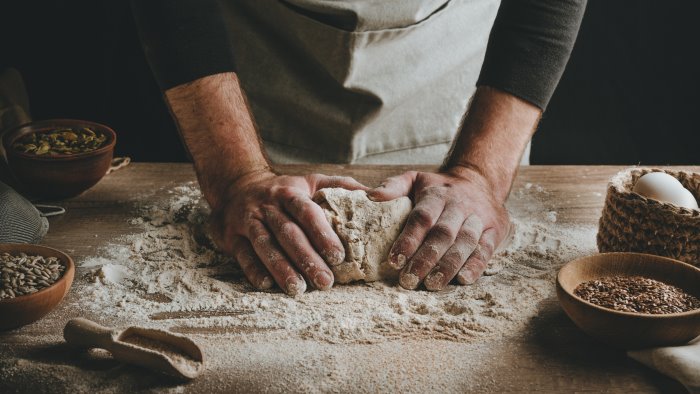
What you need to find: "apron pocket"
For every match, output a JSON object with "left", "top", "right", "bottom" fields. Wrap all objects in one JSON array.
[{"left": 279, "top": 0, "right": 452, "bottom": 33}]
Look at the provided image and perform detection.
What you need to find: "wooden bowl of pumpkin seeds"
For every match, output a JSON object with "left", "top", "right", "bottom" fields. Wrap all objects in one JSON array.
[
  {"left": 2, "top": 119, "right": 116, "bottom": 199},
  {"left": 0, "top": 243, "right": 75, "bottom": 330}
]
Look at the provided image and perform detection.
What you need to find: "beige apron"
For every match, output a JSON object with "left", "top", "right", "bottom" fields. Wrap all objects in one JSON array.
[{"left": 223, "top": 0, "right": 504, "bottom": 164}]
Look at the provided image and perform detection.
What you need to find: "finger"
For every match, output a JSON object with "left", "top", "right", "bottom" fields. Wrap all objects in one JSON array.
[
  {"left": 283, "top": 194, "right": 345, "bottom": 266},
  {"left": 367, "top": 171, "right": 417, "bottom": 201},
  {"left": 231, "top": 236, "right": 274, "bottom": 290},
  {"left": 388, "top": 195, "right": 444, "bottom": 270},
  {"left": 456, "top": 227, "right": 497, "bottom": 285},
  {"left": 424, "top": 215, "right": 483, "bottom": 291},
  {"left": 314, "top": 175, "right": 369, "bottom": 191},
  {"left": 398, "top": 203, "right": 464, "bottom": 290},
  {"left": 248, "top": 219, "right": 307, "bottom": 296},
  {"left": 263, "top": 207, "right": 335, "bottom": 291}
]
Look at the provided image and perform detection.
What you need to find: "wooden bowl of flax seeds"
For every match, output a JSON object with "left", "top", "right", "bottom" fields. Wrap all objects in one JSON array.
[
  {"left": 0, "top": 244, "right": 75, "bottom": 330},
  {"left": 557, "top": 252, "right": 700, "bottom": 349}
]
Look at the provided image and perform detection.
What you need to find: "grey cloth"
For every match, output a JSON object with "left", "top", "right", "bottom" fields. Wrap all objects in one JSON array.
[
  {"left": 0, "top": 181, "right": 49, "bottom": 244},
  {"left": 628, "top": 337, "right": 700, "bottom": 393},
  {"left": 224, "top": 0, "right": 500, "bottom": 164}
]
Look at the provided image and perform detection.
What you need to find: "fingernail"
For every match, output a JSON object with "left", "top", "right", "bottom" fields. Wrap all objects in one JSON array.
[
  {"left": 313, "top": 271, "right": 333, "bottom": 290},
  {"left": 258, "top": 276, "right": 274, "bottom": 290},
  {"left": 390, "top": 253, "right": 407, "bottom": 269},
  {"left": 285, "top": 276, "right": 307, "bottom": 296},
  {"left": 399, "top": 272, "right": 420, "bottom": 290},
  {"left": 325, "top": 249, "right": 345, "bottom": 266},
  {"left": 424, "top": 271, "right": 444, "bottom": 291},
  {"left": 457, "top": 269, "right": 479, "bottom": 285}
]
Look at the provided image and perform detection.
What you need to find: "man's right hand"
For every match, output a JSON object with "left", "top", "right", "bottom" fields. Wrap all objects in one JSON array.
[
  {"left": 163, "top": 73, "right": 367, "bottom": 295},
  {"left": 209, "top": 170, "right": 367, "bottom": 296}
]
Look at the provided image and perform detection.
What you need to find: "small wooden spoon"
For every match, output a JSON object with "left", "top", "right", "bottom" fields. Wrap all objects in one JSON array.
[{"left": 64, "top": 318, "right": 204, "bottom": 379}]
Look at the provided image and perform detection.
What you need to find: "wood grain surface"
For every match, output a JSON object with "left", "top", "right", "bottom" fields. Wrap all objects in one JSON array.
[{"left": 1, "top": 163, "right": 698, "bottom": 393}]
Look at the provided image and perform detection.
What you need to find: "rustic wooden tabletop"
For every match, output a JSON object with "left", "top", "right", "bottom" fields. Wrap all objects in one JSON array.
[{"left": 1, "top": 163, "right": 696, "bottom": 393}]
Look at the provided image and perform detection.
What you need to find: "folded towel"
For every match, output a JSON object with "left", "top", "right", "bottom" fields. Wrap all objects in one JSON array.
[{"left": 628, "top": 337, "right": 700, "bottom": 393}]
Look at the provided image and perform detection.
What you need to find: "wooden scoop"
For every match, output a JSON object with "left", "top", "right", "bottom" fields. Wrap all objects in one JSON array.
[{"left": 64, "top": 318, "right": 204, "bottom": 379}]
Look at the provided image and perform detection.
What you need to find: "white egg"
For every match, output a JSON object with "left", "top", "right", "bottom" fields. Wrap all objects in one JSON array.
[{"left": 632, "top": 172, "right": 699, "bottom": 210}]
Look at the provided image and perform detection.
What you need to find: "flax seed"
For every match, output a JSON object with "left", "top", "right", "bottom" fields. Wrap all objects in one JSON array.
[{"left": 574, "top": 275, "right": 700, "bottom": 314}]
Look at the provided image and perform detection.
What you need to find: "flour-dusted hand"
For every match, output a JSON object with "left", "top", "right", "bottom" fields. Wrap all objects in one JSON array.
[
  {"left": 209, "top": 170, "right": 367, "bottom": 296},
  {"left": 368, "top": 168, "right": 510, "bottom": 291}
]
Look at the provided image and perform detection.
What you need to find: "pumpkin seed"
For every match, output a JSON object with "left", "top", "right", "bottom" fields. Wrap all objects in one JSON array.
[{"left": 13, "top": 126, "right": 107, "bottom": 156}]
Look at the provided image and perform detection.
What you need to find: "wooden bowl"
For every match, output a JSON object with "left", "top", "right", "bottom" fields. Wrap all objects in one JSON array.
[
  {"left": 2, "top": 119, "right": 116, "bottom": 199},
  {"left": 0, "top": 243, "right": 75, "bottom": 331},
  {"left": 557, "top": 252, "right": 700, "bottom": 349}
]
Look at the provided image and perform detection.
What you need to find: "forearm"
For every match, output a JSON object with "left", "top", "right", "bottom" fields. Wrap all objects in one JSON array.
[
  {"left": 165, "top": 72, "right": 270, "bottom": 209},
  {"left": 443, "top": 86, "right": 541, "bottom": 203}
]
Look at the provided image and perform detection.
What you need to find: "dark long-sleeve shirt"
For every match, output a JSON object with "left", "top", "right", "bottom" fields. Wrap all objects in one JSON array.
[{"left": 132, "top": 0, "right": 587, "bottom": 110}]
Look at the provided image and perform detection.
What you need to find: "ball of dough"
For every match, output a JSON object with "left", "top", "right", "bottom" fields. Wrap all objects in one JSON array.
[{"left": 314, "top": 188, "right": 412, "bottom": 284}]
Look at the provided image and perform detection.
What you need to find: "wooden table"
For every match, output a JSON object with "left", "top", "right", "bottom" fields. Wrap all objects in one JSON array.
[{"left": 0, "top": 164, "right": 696, "bottom": 393}]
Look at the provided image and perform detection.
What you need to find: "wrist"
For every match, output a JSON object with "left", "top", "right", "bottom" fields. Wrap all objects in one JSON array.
[
  {"left": 199, "top": 162, "right": 274, "bottom": 211},
  {"left": 443, "top": 86, "right": 540, "bottom": 203},
  {"left": 165, "top": 73, "right": 273, "bottom": 210},
  {"left": 441, "top": 162, "right": 513, "bottom": 203}
]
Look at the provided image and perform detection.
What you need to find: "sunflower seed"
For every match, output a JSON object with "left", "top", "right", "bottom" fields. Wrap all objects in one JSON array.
[{"left": 0, "top": 253, "right": 65, "bottom": 300}]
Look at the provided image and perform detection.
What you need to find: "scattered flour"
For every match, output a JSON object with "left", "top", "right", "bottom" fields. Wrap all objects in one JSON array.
[{"left": 75, "top": 182, "right": 597, "bottom": 345}]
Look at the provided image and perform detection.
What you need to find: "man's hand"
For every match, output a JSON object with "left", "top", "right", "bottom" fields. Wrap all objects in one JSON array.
[
  {"left": 368, "top": 86, "right": 541, "bottom": 290},
  {"left": 368, "top": 167, "right": 510, "bottom": 291},
  {"left": 164, "top": 73, "right": 369, "bottom": 295},
  {"left": 209, "top": 171, "right": 367, "bottom": 296}
]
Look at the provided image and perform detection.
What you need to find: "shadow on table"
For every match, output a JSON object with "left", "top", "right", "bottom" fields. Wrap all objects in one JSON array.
[
  {"left": 527, "top": 297, "right": 688, "bottom": 393},
  {"left": 2, "top": 341, "right": 192, "bottom": 392}
]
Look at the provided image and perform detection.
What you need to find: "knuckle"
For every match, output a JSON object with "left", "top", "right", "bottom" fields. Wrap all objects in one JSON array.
[
  {"left": 425, "top": 186, "right": 447, "bottom": 199},
  {"left": 480, "top": 241, "right": 495, "bottom": 258},
  {"left": 467, "top": 256, "right": 488, "bottom": 271},
  {"left": 464, "top": 214, "right": 484, "bottom": 232},
  {"left": 247, "top": 221, "right": 264, "bottom": 238},
  {"left": 273, "top": 185, "right": 297, "bottom": 200},
  {"left": 429, "top": 223, "right": 455, "bottom": 243},
  {"left": 252, "top": 234, "right": 271, "bottom": 249},
  {"left": 278, "top": 221, "right": 299, "bottom": 238},
  {"left": 441, "top": 248, "right": 467, "bottom": 269},
  {"left": 472, "top": 243, "right": 492, "bottom": 261},
  {"left": 408, "top": 208, "right": 434, "bottom": 228},
  {"left": 393, "top": 235, "right": 420, "bottom": 255},
  {"left": 296, "top": 202, "right": 316, "bottom": 222},
  {"left": 457, "top": 228, "right": 480, "bottom": 246},
  {"left": 287, "top": 195, "right": 307, "bottom": 214}
]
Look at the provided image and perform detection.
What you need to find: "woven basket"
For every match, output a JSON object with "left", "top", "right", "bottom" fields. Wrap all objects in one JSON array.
[{"left": 597, "top": 168, "right": 700, "bottom": 267}]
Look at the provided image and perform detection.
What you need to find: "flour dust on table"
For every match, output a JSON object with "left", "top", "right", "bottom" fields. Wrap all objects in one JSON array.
[{"left": 78, "top": 181, "right": 596, "bottom": 344}]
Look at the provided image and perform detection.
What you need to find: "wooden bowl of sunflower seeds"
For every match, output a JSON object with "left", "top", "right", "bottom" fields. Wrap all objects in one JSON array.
[
  {"left": 2, "top": 119, "right": 116, "bottom": 199},
  {"left": 557, "top": 252, "right": 700, "bottom": 349},
  {"left": 0, "top": 243, "right": 75, "bottom": 330}
]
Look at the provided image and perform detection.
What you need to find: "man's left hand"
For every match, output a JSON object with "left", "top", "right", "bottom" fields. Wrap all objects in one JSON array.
[{"left": 368, "top": 167, "right": 510, "bottom": 291}]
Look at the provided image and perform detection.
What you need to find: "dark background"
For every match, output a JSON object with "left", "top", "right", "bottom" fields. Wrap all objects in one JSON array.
[{"left": 1, "top": 1, "right": 698, "bottom": 164}]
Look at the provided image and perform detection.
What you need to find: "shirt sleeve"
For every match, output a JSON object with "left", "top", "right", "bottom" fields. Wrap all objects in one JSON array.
[
  {"left": 131, "top": 0, "right": 236, "bottom": 91},
  {"left": 476, "top": 0, "right": 587, "bottom": 110}
]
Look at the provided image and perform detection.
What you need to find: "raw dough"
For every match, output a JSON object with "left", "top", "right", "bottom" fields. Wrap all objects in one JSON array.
[{"left": 314, "top": 188, "right": 412, "bottom": 284}]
